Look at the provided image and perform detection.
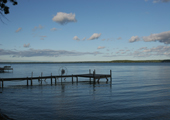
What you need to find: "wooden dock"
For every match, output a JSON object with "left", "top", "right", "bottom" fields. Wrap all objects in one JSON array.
[{"left": 0, "top": 70, "right": 112, "bottom": 88}]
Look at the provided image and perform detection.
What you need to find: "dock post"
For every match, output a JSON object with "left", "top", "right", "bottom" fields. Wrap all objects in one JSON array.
[
  {"left": 38, "top": 76, "right": 40, "bottom": 85},
  {"left": 93, "top": 70, "right": 96, "bottom": 84},
  {"left": 31, "top": 72, "right": 33, "bottom": 86},
  {"left": 41, "top": 72, "right": 43, "bottom": 85},
  {"left": 51, "top": 73, "right": 52, "bottom": 85},
  {"left": 31, "top": 78, "right": 33, "bottom": 86},
  {"left": 110, "top": 70, "right": 112, "bottom": 83},
  {"left": 72, "top": 74, "right": 73, "bottom": 83},
  {"left": 89, "top": 69, "right": 91, "bottom": 81},
  {"left": 76, "top": 76, "right": 78, "bottom": 83},
  {"left": 41, "top": 72, "right": 42, "bottom": 81},
  {"left": 55, "top": 77, "right": 56, "bottom": 85},
  {"left": 2, "top": 79, "right": 3, "bottom": 88},
  {"left": 27, "top": 77, "right": 28, "bottom": 86}
]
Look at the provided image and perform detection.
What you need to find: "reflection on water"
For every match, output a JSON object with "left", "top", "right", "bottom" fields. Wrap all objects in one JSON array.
[{"left": 0, "top": 63, "right": 170, "bottom": 120}]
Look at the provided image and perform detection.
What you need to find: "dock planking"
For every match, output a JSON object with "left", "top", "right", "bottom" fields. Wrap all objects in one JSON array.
[{"left": 0, "top": 70, "right": 112, "bottom": 88}]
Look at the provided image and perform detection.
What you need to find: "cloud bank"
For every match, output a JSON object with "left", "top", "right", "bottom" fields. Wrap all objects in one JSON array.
[
  {"left": 142, "top": 31, "right": 170, "bottom": 44},
  {"left": 0, "top": 49, "right": 102, "bottom": 57},
  {"left": 52, "top": 12, "right": 77, "bottom": 25},
  {"left": 129, "top": 31, "right": 170, "bottom": 44},
  {"left": 88, "top": 33, "right": 101, "bottom": 40}
]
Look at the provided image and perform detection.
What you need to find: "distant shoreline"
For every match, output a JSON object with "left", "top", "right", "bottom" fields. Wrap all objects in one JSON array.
[{"left": 0, "top": 60, "right": 170, "bottom": 64}]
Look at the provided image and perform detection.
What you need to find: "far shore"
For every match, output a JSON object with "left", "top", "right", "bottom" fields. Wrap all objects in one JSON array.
[{"left": 0, "top": 60, "right": 170, "bottom": 64}]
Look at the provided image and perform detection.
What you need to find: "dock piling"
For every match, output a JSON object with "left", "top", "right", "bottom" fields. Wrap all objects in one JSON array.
[
  {"left": 93, "top": 70, "right": 96, "bottom": 84},
  {"left": 89, "top": 69, "right": 91, "bottom": 81},
  {"left": 51, "top": 73, "right": 52, "bottom": 85},
  {"left": 31, "top": 78, "right": 32, "bottom": 86},
  {"left": 72, "top": 74, "right": 73, "bottom": 83},
  {"left": 27, "top": 77, "right": 28, "bottom": 86},
  {"left": 110, "top": 70, "right": 112, "bottom": 83},
  {"left": 55, "top": 77, "right": 57, "bottom": 85},
  {"left": 2, "top": 79, "right": 3, "bottom": 88},
  {"left": 76, "top": 76, "right": 78, "bottom": 83}
]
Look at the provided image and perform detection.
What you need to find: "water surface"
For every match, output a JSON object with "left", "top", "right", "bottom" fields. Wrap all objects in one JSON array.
[{"left": 0, "top": 63, "right": 170, "bottom": 120}]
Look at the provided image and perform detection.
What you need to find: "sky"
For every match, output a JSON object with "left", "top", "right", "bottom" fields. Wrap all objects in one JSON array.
[{"left": 0, "top": 0, "right": 170, "bottom": 62}]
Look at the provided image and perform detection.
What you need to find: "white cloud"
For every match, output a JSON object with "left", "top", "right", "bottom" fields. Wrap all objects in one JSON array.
[
  {"left": 40, "top": 36, "right": 47, "bottom": 40},
  {"left": 23, "top": 43, "right": 30, "bottom": 48},
  {"left": 15, "top": 27, "right": 22, "bottom": 33},
  {"left": 142, "top": 31, "right": 170, "bottom": 44},
  {"left": 88, "top": 33, "right": 102, "bottom": 40},
  {"left": 50, "top": 28, "right": 57, "bottom": 31},
  {"left": 82, "top": 37, "right": 86, "bottom": 41},
  {"left": 33, "top": 26, "right": 37, "bottom": 31},
  {"left": 153, "top": 0, "right": 159, "bottom": 3},
  {"left": 117, "top": 37, "right": 122, "bottom": 40},
  {"left": 129, "top": 36, "right": 140, "bottom": 43},
  {"left": 52, "top": 12, "right": 77, "bottom": 25},
  {"left": 39, "top": 25, "right": 43, "bottom": 29},
  {"left": 162, "top": 0, "right": 170, "bottom": 2},
  {"left": 97, "top": 46, "right": 105, "bottom": 49},
  {"left": 139, "top": 47, "right": 148, "bottom": 50},
  {"left": 33, "top": 25, "right": 44, "bottom": 31},
  {"left": 73, "top": 36, "right": 80, "bottom": 41},
  {"left": 40, "top": 36, "right": 47, "bottom": 37}
]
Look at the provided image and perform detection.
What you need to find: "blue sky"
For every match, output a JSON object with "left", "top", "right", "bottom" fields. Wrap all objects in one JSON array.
[{"left": 0, "top": 0, "right": 170, "bottom": 62}]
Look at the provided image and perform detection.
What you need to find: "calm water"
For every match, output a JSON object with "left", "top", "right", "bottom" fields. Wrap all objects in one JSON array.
[{"left": 0, "top": 63, "right": 170, "bottom": 120}]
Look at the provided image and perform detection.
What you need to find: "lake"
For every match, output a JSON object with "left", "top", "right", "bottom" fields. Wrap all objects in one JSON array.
[{"left": 0, "top": 63, "right": 170, "bottom": 120}]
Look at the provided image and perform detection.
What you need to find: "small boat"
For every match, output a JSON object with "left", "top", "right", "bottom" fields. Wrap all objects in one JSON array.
[{"left": 0, "top": 66, "right": 13, "bottom": 72}]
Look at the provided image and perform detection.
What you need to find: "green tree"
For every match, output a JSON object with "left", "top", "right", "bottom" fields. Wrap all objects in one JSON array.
[{"left": 0, "top": 0, "right": 17, "bottom": 22}]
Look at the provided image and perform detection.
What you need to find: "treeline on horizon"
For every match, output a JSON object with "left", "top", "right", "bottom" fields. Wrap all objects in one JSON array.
[{"left": 0, "top": 60, "right": 170, "bottom": 64}]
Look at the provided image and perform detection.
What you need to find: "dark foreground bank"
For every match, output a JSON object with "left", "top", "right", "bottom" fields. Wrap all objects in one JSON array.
[{"left": 0, "top": 110, "right": 14, "bottom": 120}]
